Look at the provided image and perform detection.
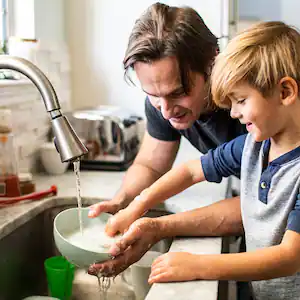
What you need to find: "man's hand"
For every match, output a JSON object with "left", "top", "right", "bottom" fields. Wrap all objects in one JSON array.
[
  {"left": 88, "top": 217, "right": 162, "bottom": 277},
  {"left": 88, "top": 193, "right": 129, "bottom": 218}
]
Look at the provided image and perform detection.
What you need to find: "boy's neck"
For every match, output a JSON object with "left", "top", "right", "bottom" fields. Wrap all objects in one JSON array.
[
  {"left": 269, "top": 131, "right": 300, "bottom": 162},
  {"left": 269, "top": 107, "right": 300, "bottom": 161}
]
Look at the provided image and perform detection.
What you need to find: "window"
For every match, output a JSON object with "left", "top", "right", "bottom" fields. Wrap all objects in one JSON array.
[
  {"left": 0, "top": 0, "right": 36, "bottom": 54},
  {"left": 0, "top": 0, "right": 8, "bottom": 53},
  {"left": 9, "top": 0, "right": 35, "bottom": 40}
]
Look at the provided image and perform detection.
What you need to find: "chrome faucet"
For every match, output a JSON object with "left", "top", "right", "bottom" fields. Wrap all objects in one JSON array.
[{"left": 0, "top": 55, "right": 88, "bottom": 162}]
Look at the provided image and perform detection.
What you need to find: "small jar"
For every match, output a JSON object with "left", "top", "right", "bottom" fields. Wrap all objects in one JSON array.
[
  {"left": 0, "top": 109, "right": 20, "bottom": 197},
  {"left": 19, "top": 172, "right": 36, "bottom": 195}
]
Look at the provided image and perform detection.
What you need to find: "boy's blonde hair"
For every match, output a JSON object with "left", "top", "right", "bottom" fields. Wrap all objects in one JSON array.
[{"left": 211, "top": 21, "right": 300, "bottom": 108}]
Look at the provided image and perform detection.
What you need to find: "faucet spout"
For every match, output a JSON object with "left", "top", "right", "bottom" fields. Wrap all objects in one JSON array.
[{"left": 0, "top": 55, "right": 88, "bottom": 162}]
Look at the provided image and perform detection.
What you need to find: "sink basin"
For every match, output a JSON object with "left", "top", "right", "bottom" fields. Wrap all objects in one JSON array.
[{"left": 0, "top": 200, "right": 172, "bottom": 300}]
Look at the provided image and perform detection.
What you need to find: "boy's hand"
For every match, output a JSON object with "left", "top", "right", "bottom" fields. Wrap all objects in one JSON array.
[
  {"left": 104, "top": 207, "right": 141, "bottom": 236},
  {"left": 104, "top": 190, "right": 150, "bottom": 236},
  {"left": 149, "top": 252, "right": 200, "bottom": 283}
]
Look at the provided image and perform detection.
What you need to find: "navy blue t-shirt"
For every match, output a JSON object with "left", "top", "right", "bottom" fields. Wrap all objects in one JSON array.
[{"left": 145, "top": 97, "right": 247, "bottom": 154}]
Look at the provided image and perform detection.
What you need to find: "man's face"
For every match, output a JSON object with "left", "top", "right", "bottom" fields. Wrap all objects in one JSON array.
[{"left": 134, "top": 56, "right": 208, "bottom": 130}]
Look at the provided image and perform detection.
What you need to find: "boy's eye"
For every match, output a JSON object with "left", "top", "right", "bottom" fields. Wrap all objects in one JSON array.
[{"left": 237, "top": 98, "right": 246, "bottom": 104}]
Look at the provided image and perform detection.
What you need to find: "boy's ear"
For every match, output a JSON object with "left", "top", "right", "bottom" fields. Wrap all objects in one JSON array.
[{"left": 279, "top": 77, "right": 298, "bottom": 106}]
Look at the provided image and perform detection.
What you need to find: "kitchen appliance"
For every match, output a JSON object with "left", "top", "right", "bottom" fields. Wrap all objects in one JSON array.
[{"left": 65, "top": 106, "right": 144, "bottom": 171}]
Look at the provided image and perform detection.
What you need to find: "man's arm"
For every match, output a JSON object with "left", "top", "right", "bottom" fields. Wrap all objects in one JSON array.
[
  {"left": 115, "top": 132, "right": 180, "bottom": 204},
  {"left": 111, "top": 196, "right": 244, "bottom": 257},
  {"left": 89, "top": 132, "right": 180, "bottom": 216},
  {"left": 157, "top": 196, "right": 244, "bottom": 238}
]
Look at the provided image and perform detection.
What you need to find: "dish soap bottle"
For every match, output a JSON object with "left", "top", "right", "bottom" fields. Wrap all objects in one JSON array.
[{"left": 0, "top": 109, "right": 21, "bottom": 197}]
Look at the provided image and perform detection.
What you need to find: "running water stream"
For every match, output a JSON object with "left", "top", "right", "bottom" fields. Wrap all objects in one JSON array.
[
  {"left": 72, "top": 159, "right": 115, "bottom": 299},
  {"left": 73, "top": 159, "right": 83, "bottom": 235}
]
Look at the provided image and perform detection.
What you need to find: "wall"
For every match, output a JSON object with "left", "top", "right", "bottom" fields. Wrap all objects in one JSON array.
[
  {"left": 65, "top": 1, "right": 228, "bottom": 116},
  {"left": 239, "top": 0, "right": 281, "bottom": 20},
  {"left": 0, "top": 0, "right": 71, "bottom": 172},
  {"left": 12, "top": 0, "right": 35, "bottom": 39},
  {"left": 11, "top": 0, "right": 65, "bottom": 41},
  {"left": 65, "top": 0, "right": 159, "bottom": 116},
  {"left": 34, "top": 0, "right": 65, "bottom": 42},
  {"left": 0, "top": 44, "right": 71, "bottom": 172},
  {"left": 280, "top": 0, "right": 300, "bottom": 29},
  {"left": 239, "top": 0, "right": 300, "bottom": 29}
]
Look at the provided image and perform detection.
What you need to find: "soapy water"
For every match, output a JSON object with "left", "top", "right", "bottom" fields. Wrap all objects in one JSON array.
[{"left": 65, "top": 223, "right": 122, "bottom": 253}]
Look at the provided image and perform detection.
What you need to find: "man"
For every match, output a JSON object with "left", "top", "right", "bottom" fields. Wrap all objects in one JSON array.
[{"left": 88, "top": 2, "right": 246, "bottom": 279}]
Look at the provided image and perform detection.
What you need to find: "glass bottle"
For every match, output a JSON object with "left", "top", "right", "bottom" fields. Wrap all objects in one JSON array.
[{"left": 0, "top": 109, "right": 20, "bottom": 197}]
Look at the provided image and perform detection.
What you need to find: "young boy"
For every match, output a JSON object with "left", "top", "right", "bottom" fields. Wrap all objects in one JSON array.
[{"left": 104, "top": 21, "right": 300, "bottom": 299}]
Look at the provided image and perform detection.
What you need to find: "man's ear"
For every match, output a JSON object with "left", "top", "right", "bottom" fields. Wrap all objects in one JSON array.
[{"left": 279, "top": 77, "right": 298, "bottom": 106}]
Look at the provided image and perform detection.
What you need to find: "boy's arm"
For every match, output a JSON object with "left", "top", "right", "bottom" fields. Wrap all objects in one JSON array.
[
  {"left": 128, "top": 159, "right": 205, "bottom": 215},
  {"left": 202, "top": 230, "right": 300, "bottom": 281},
  {"left": 124, "top": 134, "right": 247, "bottom": 218},
  {"left": 105, "top": 134, "right": 247, "bottom": 236},
  {"left": 105, "top": 159, "right": 206, "bottom": 236},
  {"left": 150, "top": 229, "right": 300, "bottom": 283}
]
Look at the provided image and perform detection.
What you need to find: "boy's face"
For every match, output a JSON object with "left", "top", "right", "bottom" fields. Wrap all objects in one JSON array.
[
  {"left": 134, "top": 56, "right": 208, "bottom": 130},
  {"left": 228, "top": 83, "right": 283, "bottom": 142}
]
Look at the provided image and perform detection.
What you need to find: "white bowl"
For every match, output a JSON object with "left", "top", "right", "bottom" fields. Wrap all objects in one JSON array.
[
  {"left": 40, "top": 142, "right": 69, "bottom": 175},
  {"left": 54, "top": 208, "right": 122, "bottom": 269}
]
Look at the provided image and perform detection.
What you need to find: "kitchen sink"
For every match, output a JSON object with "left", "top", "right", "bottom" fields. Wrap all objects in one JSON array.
[{"left": 0, "top": 201, "right": 172, "bottom": 300}]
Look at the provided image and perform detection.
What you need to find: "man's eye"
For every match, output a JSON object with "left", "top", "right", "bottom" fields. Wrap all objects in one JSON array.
[
  {"left": 170, "top": 92, "right": 185, "bottom": 99},
  {"left": 148, "top": 95, "right": 159, "bottom": 100}
]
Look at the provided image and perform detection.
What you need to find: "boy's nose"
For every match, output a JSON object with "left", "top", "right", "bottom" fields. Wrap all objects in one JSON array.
[{"left": 230, "top": 107, "right": 242, "bottom": 119}]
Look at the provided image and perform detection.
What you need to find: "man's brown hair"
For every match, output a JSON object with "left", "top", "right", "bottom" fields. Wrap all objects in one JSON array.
[{"left": 123, "top": 2, "right": 218, "bottom": 94}]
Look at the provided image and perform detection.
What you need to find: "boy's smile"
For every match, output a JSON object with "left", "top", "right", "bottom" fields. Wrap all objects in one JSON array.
[{"left": 246, "top": 123, "right": 253, "bottom": 131}]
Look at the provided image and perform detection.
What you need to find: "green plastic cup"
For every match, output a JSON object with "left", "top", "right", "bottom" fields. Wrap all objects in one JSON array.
[{"left": 44, "top": 256, "right": 75, "bottom": 300}]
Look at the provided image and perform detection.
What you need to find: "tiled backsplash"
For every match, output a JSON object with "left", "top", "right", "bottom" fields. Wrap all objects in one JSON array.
[{"left": 0, "top": 42, "right": 71, "bottom": 172}]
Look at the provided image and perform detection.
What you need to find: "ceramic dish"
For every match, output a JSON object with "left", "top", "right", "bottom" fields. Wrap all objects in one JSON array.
[{"left": 54, "top": 207, "right": 121, "bottom": 268}]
